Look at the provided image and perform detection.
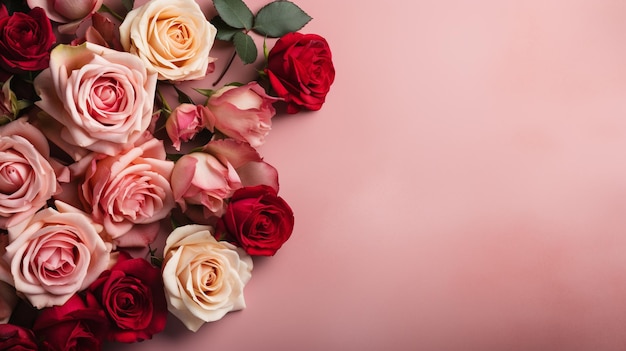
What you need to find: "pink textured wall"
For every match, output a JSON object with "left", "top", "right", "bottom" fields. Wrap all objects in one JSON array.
[{"left": 106, "top": 0, "right": 626, "bottom": 350}]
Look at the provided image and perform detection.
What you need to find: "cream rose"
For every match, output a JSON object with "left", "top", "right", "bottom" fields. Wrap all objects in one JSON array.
[
  {"left": 79, "top": 137, "right": 175, "bottom": 248},
  {"left": 119, "top": 0, "right": 217, "bottom": 81},
  {"left": 162, "top": 224, "right": 252, "bottom": 331},
  {"left": 33, "top": 43, "right": 157, "bottom": 159},
  {"left": 0, "top": 118, "right": 58, "bottom": 229},
  {"left": 1, "top": 201, "right": 110, "bottom": 308}
]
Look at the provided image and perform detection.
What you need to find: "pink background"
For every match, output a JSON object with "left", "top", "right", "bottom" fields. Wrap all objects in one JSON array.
[{"left": 107, "top": 0, "right": 626, "bottom": 350}]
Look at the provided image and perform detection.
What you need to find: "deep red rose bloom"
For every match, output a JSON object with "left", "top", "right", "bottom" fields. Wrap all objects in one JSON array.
[
  {"left": 0, "top": 324, "right": 38, "bottom": 351},
  {"left": 33, "top": 292, "right": 109, "bottom": 351},
  {"left": 217, "top": 185, "right": 294, "bottom": 256},
  {"left": 0, "top": 5, "right": 56, "bottom": 75},
  {"left": 265, "top": 32, "right": 335, "bottom": 113},
  {"left": 88, "top": 251, "right": 167, "bottom": 343}
]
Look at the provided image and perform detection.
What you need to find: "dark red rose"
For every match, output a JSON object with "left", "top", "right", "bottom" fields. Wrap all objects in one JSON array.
[
  {"left": 0, "top": 324, "right": 38, "bottom": 351},
  {"left": 217, "top": 185, "right": 294, "bottom": 256},
  {"left": 33, "top": 292, "right": 109, "bottom": 351},
  {"left": 0, "top": 5, "right": 56, "bottom": 74},
  {"left": 88, "top": 251, "right": 167, "bottom": 343},
  {"left": 265, "top": 32, "right": 335, "bottom": 113}
]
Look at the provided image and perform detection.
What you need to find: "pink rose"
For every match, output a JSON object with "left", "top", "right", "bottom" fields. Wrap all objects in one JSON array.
[
  {"left": 33, "top": 43, "right": 157, "bottom": 160},
  {"left": 71, "top": 12, "right": 123, "bottom": 51},
  {"left": 165, "top": 103, "right": 209, "bottom": 151},
  {"left": 171, "top": 139, "right": 279, "bottom": 222},
  {"left": 1, "top": 201, "right": 111, "bottom": 308},
  {"left": 205, "top": 83, "right": 279, "bottom": 148},
  {"left": 0, "top": 118, "right": 58, "bottom": 229},
  {"left": 79, "top": 137, "right": 175, "bottom": 248},
  {"left": 27, "top": 0, "right": 103, "bottom": 34},
  {"left": 171, "top": 151, "right": 242, "bottom": 220}
]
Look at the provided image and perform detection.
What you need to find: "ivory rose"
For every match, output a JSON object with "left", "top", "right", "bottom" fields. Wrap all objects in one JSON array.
[
  {"left": 1, "top": 201, "right": 110, "bottom": 308},
  {"left": 171, "top": 139, "right": 279, "bottom": 221},
  {"left": 0, "top": 118, "right": 58, "bottom": 229},
  {"left": 33, "top": 43, "right": 157, "bottom": 159},
  {"left": 165, "top": 103, "right": 209, "bottom": 151},
  {"left": 162, "top": 224, "right": 252, "bottom": 331},
  {"left": 119, "top": 0, "right": 217, "bottom": 81},
  {"left": 205, "top": 82, "right": 279, "bottom": 148},
  {"left": 27, "top": 0, "right": 103, "bottom": 34},
  {"left": 79, "top": 137, "right": 175, "bottom": 247}
]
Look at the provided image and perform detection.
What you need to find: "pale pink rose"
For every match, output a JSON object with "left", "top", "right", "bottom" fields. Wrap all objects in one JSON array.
[
  {"left": 79, "top": 137, "right": 175, "bottom": 248},
  {"left": 71, "top": 12, "right": 123, "bottom": 51},
  {"left": 165, "top": 103, "right": 210, "bottom": 151},
  {"left": 33, "top": 43, "right": 157, "bottom": 160},
  {"left": 27, "top": 0, "right": 103, "bottom": 34},
  {"left": 171, "top": 152, "right": 242, "bottom": 219},
  {"left": 1, "top": 201, "right": 110, "bottom": 308},
  {"left": 162, "top": 224, "right": 252, "bottom": 331},
  {"left": 119, "top": 0, "right": 217, "bottom": 81},
  {"left": 0, "top": 118, "right": 58, "bottom": 229},
  {"left": 171, "top": 139, "right": 279, "bottom": 222},
  {"left": 206, "top": 83, "right": 279, "bottom": 148}
]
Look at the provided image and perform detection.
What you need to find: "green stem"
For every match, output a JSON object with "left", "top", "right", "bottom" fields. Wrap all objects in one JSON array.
[
  {"left": 156, "top": 88, "right": 172, "bottom": 114},
  {"left": 212, "top": 49, "right": 237, "bottom": 86}
]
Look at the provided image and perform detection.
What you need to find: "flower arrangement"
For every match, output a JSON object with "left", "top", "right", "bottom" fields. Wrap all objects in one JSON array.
[{"left": 0, "top": 0, "right": 334, "bottom": 348}]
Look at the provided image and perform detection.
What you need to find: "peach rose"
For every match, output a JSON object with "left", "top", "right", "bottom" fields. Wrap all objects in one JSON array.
[
  {"left": 33, "top": 43, "right": 157, "bottom": 159},
  {"left": 1, "top": 201, "right": 110, "bottom": 308},
  {"left": 162, "top": 224, "right": 252, "bottom": 331},
  {"left": 79, "top": 137, "right": 175, "bottom": 248},
  {"left": 27, "top": 0, "right": 103, "bottom": 34},
  {"left": 205, "top": 82, "right": 280, "bottom": 148},
  {"left": 0, "top": 118, "right": 58, "bottom": 229},
  {"left": 165, "top": 103, "right": 209, "bottom": 151},
  {"left": 119, "top": 0, "right": 217, "bottom": 81}
]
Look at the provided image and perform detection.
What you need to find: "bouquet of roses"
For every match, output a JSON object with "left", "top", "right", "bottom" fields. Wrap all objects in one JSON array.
[{"left": 0, "top": 0, "right": 334, "bottom": 349}]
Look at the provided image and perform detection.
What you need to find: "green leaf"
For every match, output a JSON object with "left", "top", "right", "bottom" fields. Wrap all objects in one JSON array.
[
  {"left": 194, "top": 88, "right": 216, "bottom": 97},
  {"left": 213, "top": 0, "right": 254, "bottom": 30},
  {"left": 122, "top": 0, "right": 134, "bottom": 12},
  {"left": 233, "top": 32, "right": 258, "bottom": 65},
  {"left": 263, "top": 38, "right": 269, "bottom": 61},
  {"left": 174, "top": 86, "right": 195, "bottom": 104},
  {"left": 253, "top": 1, "right": 312, "bottom": 38},
  {"left": 212, "top": 16, "right": 241, "bottom": 41}
]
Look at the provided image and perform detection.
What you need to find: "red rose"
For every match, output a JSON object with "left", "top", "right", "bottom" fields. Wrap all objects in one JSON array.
[
  {"left": 88, "top": 251, "right": 167, "bottom": 343},
  {"left": 0, "top": 324, "right": 38, "bottom": 351},
  {"left": 33, "top": 293, "right": 109, "bottom": 351},
  {"left": 0, "top": 5, "right": 55, "bottom": 75},
  {"left": 265, "top": 32, "right": 335, "bottom": 113},
  {"left": 217, "top": 185, "right": 294, "bottom": 256}
]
